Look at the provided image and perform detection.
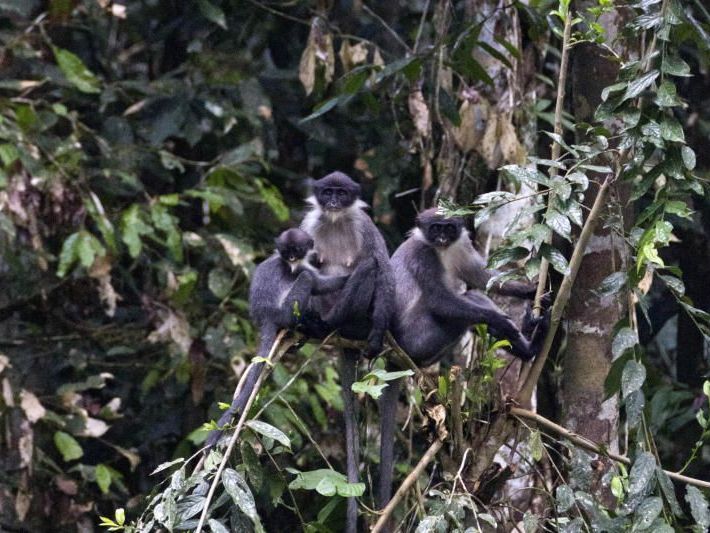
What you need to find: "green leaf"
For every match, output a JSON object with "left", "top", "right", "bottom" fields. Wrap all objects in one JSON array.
[
  {"left": 53, "top": 431, "right": 83, "bottom": 462},
  {"left": 57, "top": 232, "right": 81, "bottom": 277},
  {"left": 685, "top": 486, "right": 710, "bottom": 530},
  {"left": 246, "top": 420, "right": 291, "bottom": 449},
  {"left": 546, "top": 209, "right": 571, "bottom": 240},
  {"left": 52, "top": 46, "right": 100, "bottom": 93},
  {"left": 681, "top": 146, "right": 696, "bottom": 171},
  {"left": 288, "top": 468, "right": 365, "bottom": 498},
  {"left": 487, "top": 246, "right": 529, "bottom": 270},
  {"left": 540, "top": 243, "right": 569, "bottom": 275},
  {"left": 121, "top": 204, "right": 153, "bottom": 258},
  {"left": 96, "top": 463, "right": 112, "bottom": 494},
  {"left": 628, "top": 452, "right": 656, "bottom": 496},
  {"left": 660, "top": 116, "right": 685, "bottom": 143},
  {"left": 656, "top": 468, "right": 683, "bottom": 516},
  {"left": 597, "top": 272, "right": 627, "bottom": 297},
  {"left": 662, "top": 54, "right": 691, "bottom": 77},
  {"left": 611, "top": 476, "right": 624, "bottom": 500},
  {"left": 529, "top": 430, "right": 543, "bottom": 462},
  {"left": 223, "top": 468, "right": 264, "bottom": 532},
  {"left": 0, "top": 143, "right": 19, "bottom": 167},
  {"left": 351, "top": 380, "right": 387, "bottom": 400},
  {"left": 655, "top": 80, "right": 682, "bottom": 107},
  {"left": 208, "top": 519, "right": 231, "bottom": 533},
  {"left": 635, "top": 497, "right": 663, "bottom": 530},
  {"left": 197, "top": 0, "right": 227, "bottom": 29},
  {"left": 300, "top": 96, "right": 344, "bottom": 123},
  {"left": 555, "top": 485, "right": 575, "bottom": 512},
  {"left": 621, "top": 70, "right": 658, "bottom": 102},
  {"left": 208, "top": 268, "right": 233, "bottom": 299},
  {"left": 363, "top": 369, "right": 414, "bottom": 382},
  {"left": 612, "top": 327, "right": 638, "bottom": 359},
  {"left": 77, "top": 231, "right": 106, "bottom": 268}
]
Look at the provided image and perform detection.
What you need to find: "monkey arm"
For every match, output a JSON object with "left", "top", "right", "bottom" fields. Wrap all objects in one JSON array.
[
  {"left": 458, "top": 240, "right": 536, "bottom": 300},
  {"left": 309, "top": 272, "right": 350, "bottom": 295}
]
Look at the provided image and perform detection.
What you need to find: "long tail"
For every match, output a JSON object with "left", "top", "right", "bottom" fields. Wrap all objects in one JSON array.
[{"left": 205, "top": 325, "right": 277, "bottom": 449}]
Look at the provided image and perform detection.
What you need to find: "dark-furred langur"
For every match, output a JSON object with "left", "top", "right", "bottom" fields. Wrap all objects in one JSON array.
[
  {"left": 377, "top": 208, "right": 548, "bottom": 514},
  {"left": 301, "top": 171, "right": 395, "bottom": 533},
  {"left": 206, "top": 228, "right": 351, "bottom": 448}
]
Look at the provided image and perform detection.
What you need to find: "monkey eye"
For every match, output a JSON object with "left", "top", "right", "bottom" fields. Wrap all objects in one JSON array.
[
  {"left": 323, "top": 188, "right": 333, "bottom": 195},
  {"left": 337, "top": 190, "right": 347, "bottom": 198}
]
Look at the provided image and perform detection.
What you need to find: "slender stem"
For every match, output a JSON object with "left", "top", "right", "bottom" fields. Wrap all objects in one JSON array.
[
  {"left": 510, "top": 407, "right": 710, "bottom": 490},
  {"left": 533, "top": 9, "right": 573, "bottom": 315},
  {"left": 517, "top": 175, "right": 612, "bottom": 404},
  {"left": 194, "top": 331, "right": 290, "bottom": 533},
  {"left": 371, "top": 438, "right": 445, "bottom": 533}
]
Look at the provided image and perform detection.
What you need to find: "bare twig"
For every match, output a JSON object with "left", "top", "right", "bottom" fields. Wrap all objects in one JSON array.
[
  {"left": 371, "top": 438, "right": 445, "bottom": 533},
  {"left": 510, "top": 407, "right": 710, "bottom": 490},
  {"left": 533, "top": 9, "right": 573, "bottom": 315},
  {"left": 195, "top": 331, "right": 292, "bottom": 533},
  {"left": 362, "top": 4, "right": 411, "bottom": 52},
  {"left": 517, "top": 175, "right": 612, "bottom": 404}
]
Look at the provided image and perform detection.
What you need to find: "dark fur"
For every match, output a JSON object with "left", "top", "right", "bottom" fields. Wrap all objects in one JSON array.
[
  {"left": 206, "top": 229, "right": 348, "bottom": 448},
  {"left": 376, "top": 208, "right": 548, "bottom": 512},
  {"left": 301, "top": 172, "right": 395, "bottom": 533}
]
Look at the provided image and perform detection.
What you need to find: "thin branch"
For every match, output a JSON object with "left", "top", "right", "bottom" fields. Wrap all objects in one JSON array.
[
  {"left": 517, "top": 175, "right": 612, "bottom": 404},
  {"left": 195, "top": 330, "right": 292, "bottom": 533},
  {"left": 362, "top": 4, "right": 412, "bottom": 52},
  {"left": 534, "top": 9, "right": 573, "bottom": 315},
  {"left": 510, "top": 407, "right": 710, "bottom": 490},
  {"left": 371, "top": 438, "right": 445, "bottom": 533}
]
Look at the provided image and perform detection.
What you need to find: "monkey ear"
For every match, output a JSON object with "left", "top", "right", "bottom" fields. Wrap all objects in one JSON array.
[
  {"left": 307, "top": 237, "right": 314, "bottom": 248},
  {"left": 352, "top": 181, "right": 362, "bottom": 197}
]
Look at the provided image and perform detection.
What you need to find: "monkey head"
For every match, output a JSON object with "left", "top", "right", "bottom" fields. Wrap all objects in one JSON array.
[
  {"left": 275, "top": 228, "right": 315, "bottom": 267},
  {"left": 416, "top": 208, "right": 464, "bottom": 248},
  {"left": 313, "top": 171, "right": 362, "bottom": 212}
]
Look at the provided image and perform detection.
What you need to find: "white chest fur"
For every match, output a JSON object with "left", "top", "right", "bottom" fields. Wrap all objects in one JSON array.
[
  {"left": 436, "top": 233, "right": 471, "bottom": 295},
  {"left": 301, "top": 201, "right": 366, "bottom": 275}
]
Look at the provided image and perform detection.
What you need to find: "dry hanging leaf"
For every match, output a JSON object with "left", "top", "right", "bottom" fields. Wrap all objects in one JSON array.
[
  {"left": 408, "top": 90, "right": 431, "bottom": 139},
  {"left": 479, "top": 109, "right": 500, "bottom": 169},
  {"left": 89, "top": 255, "right": 120, "bottom": 317},
  {"left": 498, "top": 113, "right": 526, "bottom": 164},
  {"left": 148, "top": 308, "right": 192, "bottom": 355},
  {"left": 299, "top": 18, "right": 335, "bottom": 95},
  {"left": 452, "top": 99, "right": 489, "bottom": 153},
  {"left": 20, "top": 390, "right": 46, "bottom": 423},
  {"left": 339, "top": 40, "right": 368, "bottom": 72}
]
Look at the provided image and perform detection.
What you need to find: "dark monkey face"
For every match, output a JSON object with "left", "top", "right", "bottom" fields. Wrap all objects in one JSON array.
[
  {"left": 275, "top": 228, "right": 314, "bottom": 262},
  {"left": 416, "top": 208, "right": 464, "bottom": 248},
  {"left": 313, "top": 172, "right": 361, "bottom": 211}
]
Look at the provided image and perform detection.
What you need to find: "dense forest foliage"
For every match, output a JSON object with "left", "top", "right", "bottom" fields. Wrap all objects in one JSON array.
[{"left": 0, "top": 0, "right": 709, "bottom": 532}]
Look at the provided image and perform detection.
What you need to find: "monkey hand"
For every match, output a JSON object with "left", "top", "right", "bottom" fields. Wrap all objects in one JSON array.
[{"left": 539, "top": 291, "right": 553, "bottom": 309}]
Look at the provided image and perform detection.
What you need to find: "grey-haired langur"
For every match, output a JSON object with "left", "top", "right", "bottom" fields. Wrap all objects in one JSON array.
[
  {"left": 206, "top": 228, "right": 352, "bottom": 449},
  {"left": 301, "top": 171, "right": 395, "bottom": 533},
  {"left": 377, "top": 208, "right": 549, "bottom": 513}
]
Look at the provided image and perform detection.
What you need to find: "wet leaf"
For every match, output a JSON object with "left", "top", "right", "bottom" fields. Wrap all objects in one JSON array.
[
  {"left": 54, "top": 431, "right": 83, "bottom": 462},
  {"left": 246, "top": 420, "right": 291, "bottom": 449}
]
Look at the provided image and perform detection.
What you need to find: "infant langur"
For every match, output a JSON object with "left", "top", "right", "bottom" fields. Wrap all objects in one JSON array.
[
  {"left": 376, "top": 209, "right": 549, "bottom": 512},
  {"left": 206, "top": 228, "right": 349, "bottom": 448}
]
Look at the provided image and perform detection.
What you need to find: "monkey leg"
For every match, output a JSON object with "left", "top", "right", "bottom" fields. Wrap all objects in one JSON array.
[
  {"left": 323, "top": 258, "right": 376, "bottom": 326},
  {"left": 339, "top": 349, "right": 361, "bottom": 533},
  {"left": 377, "top": 376, "right": 401, "bottom": 512},
  {"left": 462, "top": 290, "right": 535, "bottom": 360}
]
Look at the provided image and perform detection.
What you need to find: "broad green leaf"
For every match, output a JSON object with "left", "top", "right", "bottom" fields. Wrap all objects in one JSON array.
[
  {"left": 681, "top": 146, "right": 696, "bottom": 170},
  {"left": 121, "top": 205, "right": 153, "bottom": 258},
  {"left": 555, "top": 485, "right": 575, "bottom": 512},
  {"left": 540, "top": 243, "right": 569, "bottom": 275},
  {"left": 655, "top": 80, "right": 682, "bottom": 107},
  {"left": 597, "top": 271, "right": 627, "bottom": 296},
  {"left": 363, "top": 369, "right": 414, "bottom": 382},
  {"left": 656, "top": 468, "right": 683, "bottom": 516},
  {"left": 57, "top": 232, "right": 81, "bottom": 277},
  {"left": 621, "top": 70, "right": 658, "bottom": 101},
  {"left": 634, "top": 497, "right": 663, "bottom": 530},
  {"left": 686, "top": 486, "right": 710, "bottom": 530},
  {"left": 351, "top": 380, "right": 387, "bottom": 399},
  {"left": 662, "top": 54, "right": 691, "bottom": 77},
  {"left": 300, "top": 96, "right": 344, "bottom": 123},
  {"left": 288, "top": 468, "right": 365, "bottom": 497},
  {"left": 0, "top": 143, "right": 19, "bottom": 167},
  {"left": 54, "top": 431, "right": 83, "bottom": 462},
  {"left": 628, "top": 452, "right": 655, "bottom": 496},
  {"left": 529, "top": 430, "right": 543, "bottom": 462},
  {"left": 611, "top": 476, "right": 624, "bottom": 500},
  {"left": 197, "top": 0, "right": 227, "bottom": 29},
  {"left": 96, "top": 463, "right": 111, "bottom": 494},
  {"left": 208, "top": 268, "right": 233, "bottom": 299},
  {"left": 150, "top": 458, "right": 184, "bottom": 475},
  {"left": 660, "top": 116, "right": 685, "bottom": 143},
  {"left": 208, "top": 519, "right": 230, "bottom": 533},
  {"left": 52, "top": 46, "right": 100, "bottom": 93},
  {"left": 246, "top": 420, "right": 291, "bottom": 449},
  {"left": 546, "top": 209, "right": 571, "bottom": 240},
  {"left": 625, "top": 389, "right": 645, "bottom": 428},
  {"left": 612, "top": 328, "right": 638, "bottom": 359},
  {"left": 223, "top": 468, "right": 264, "bottom": 532},
  {"left": 77, "top": 231, "right": 106, "bottom": 268}
]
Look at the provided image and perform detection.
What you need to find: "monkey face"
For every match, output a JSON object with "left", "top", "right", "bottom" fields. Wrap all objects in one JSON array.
[
  {"left": 313, "top": 172, "right": 361, "bottom": 211},
  {"left": 275, "top": 228, "right": 314, "bottom": 262},
  {"left": 425, "top": 222, "right": 461, "bottom": 247}
]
